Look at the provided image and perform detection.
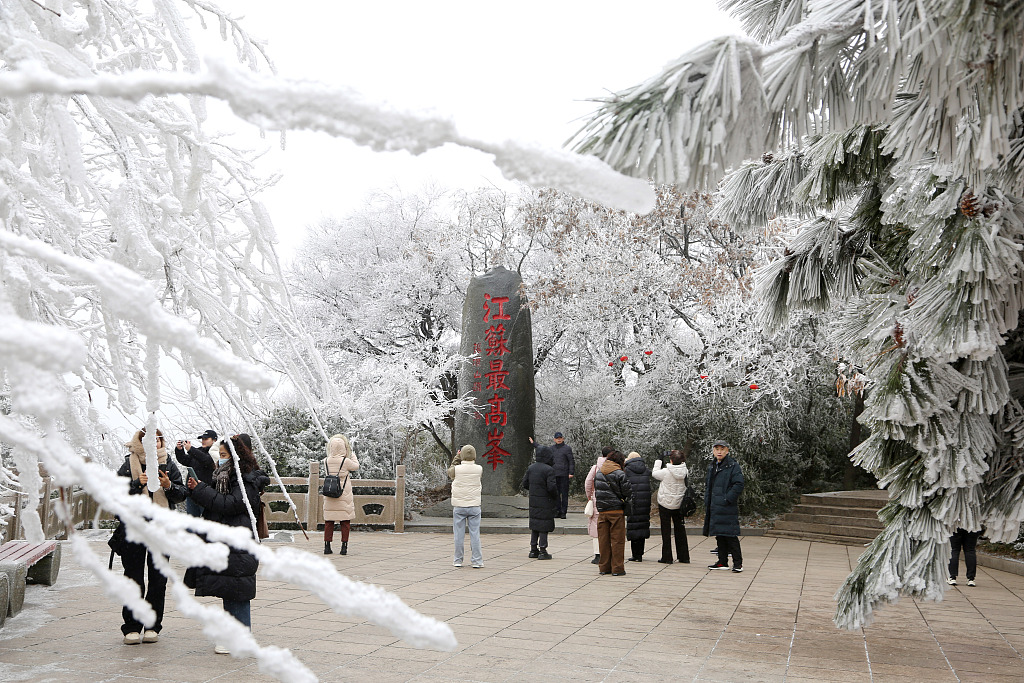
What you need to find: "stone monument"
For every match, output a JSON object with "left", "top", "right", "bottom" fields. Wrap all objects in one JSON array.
[{"left": 455, "top": 266, "right": 535, "bottom": 499}]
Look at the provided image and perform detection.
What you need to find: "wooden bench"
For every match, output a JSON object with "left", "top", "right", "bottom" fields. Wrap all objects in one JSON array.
[{"left": 0, "top": 540, "right": 61, "bottom": 624}]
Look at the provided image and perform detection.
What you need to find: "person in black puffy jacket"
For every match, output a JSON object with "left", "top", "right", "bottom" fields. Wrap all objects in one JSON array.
[
  {"left": 520, "top": 446, "right": 559, "bottom": 559},
  {"left": 623, "top": 452, "right": 652, "bottom": 562},
  {"left": 185, "top": 433, "right": 269, "bottom": 654},
  {"left": 595, "top": 450, "right": 632, "bottom": 575}
]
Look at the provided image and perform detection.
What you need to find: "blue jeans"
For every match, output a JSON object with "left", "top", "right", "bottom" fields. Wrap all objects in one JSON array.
[
  {"left": 453, "top": 506, "right": 482, "bottom": 565},
  {"left": 222, "top": 599, "right": 250, "bottom": 628}
]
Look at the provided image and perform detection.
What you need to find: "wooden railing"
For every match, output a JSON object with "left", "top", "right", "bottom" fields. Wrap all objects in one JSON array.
[{"left": 0, "top": 462, "right": 406, "bottom": 542}]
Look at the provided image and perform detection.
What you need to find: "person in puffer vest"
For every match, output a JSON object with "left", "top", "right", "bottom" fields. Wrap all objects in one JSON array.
[{"left": 448, "top": 444, "right": 484, "bottom": 568}]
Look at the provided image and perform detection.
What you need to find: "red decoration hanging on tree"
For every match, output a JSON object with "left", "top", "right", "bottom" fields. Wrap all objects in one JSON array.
[
  {"left": 749, "top": 383, "right": 759, "bottom": 390},
  {"left": 620, "top": 355, "right": 628, "bottom": 361}
]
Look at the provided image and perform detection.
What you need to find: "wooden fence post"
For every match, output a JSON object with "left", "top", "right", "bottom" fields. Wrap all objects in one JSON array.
[
  {"left": 306, "top": 460, "right": 319, "bottom": 531},
  {"left": 394, "top": 465, "right": 406, "bottom": 533}
]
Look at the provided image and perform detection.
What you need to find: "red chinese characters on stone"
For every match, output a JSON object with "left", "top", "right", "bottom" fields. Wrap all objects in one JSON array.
[
  {"left": 485, "top": 393, "right": 507, "bottom": 426},
  {"left": 484, "top": 427, "right": 509, "bottom": 470},
  {"left": 484, "top": 324, "right": 510, "bottom": 356},
  {"left": 482, "top": 294, "right": 511, "bottom": 323},
  {"left": 484, "top": 359, "right": 510, "bottom": 391}
]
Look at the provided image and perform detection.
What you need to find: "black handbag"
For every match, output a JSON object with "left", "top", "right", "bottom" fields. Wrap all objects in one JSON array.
[
  {"left": 680, "top": 476, "right": 698, "bottom": 517},
  {"left": 322, "top": 456, "right": 347, "bottom": 498}
]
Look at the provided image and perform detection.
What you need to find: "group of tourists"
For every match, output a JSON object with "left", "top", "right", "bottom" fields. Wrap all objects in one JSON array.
[
  {"left": 109, "top": 426, "right": 362, "bottom": 654},
  {"left": 447, "top": 433, "right": 747, "bottom": 576}
]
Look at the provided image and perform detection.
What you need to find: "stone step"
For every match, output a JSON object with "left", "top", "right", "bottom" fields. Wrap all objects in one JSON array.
[
  {"left": 764, "top": 530, "right": 873, "bottom": 546},
  {"left": 799, "top": 491, "right": 888, "bottom": 509},
  {"left": 788, "top": 504, "right": 882, "bottom": 520},
  {"left": 782, "top": 512, "right": 884, "bottom": 529},
  {"left": 772, "top": 520, "right": 880, "bottom": 539}
]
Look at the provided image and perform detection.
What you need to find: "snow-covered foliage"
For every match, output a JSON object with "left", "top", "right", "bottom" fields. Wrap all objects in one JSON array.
[
  {"left": 571, "top": 0, "right": 1024, "bottom": 629},
  {"left": 289, "top": 184, "right": 844, "bottom": 511}
]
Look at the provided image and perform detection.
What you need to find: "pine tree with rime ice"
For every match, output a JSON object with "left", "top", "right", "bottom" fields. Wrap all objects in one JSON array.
[{"left": 569, "top": 0, "right": 1024, "bottom": 629}]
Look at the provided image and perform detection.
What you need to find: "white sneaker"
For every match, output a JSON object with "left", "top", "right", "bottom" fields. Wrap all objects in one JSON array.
[
  {"left": 122, "top": 632, "right": 141, "bottom": 645},
  {"left": 472, "top": 563, "right": 484, "bottom": 569},
  {"left": 142, "top": 630, "right": 158, "bottom": 643},
  {"left": 453, "top": 561, "right": 463, "bottom": 567},
  {"left": 947, "top": 576, "right": 957, "bottom": 585},
  {"left": 214, "top": 644, "right": 230, "bottom": 655},
  {"left": 967, "top": 579, "right": 976, "bottom": 587}
]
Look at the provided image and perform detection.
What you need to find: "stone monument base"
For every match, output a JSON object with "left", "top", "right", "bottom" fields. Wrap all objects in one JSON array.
[{"left": 419, "top": 495, "right": 530, "bottom": 519}]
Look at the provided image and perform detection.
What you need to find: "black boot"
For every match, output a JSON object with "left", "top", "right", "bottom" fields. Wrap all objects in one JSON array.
[
  {"left": 591, "top": 554, "right": 600, "bottom": 564},
  {"left": 538, "top": 548, "right": 552, "bottom": 560},
  {"left": 324, "top": 542, "right": 333, "bottom": 555},
  {"left": 340, "top": 541, "right": 348, "bottom": 556},
  {"left": 529, "top": 547, "right": 539, "bottom": 558}
]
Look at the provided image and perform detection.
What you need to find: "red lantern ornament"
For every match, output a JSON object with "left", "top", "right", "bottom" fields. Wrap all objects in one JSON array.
[
  {"left": 644, "top": 350, "right": 653, "bottom": 355},
  {"left": 749, "top": 383, "right": 759, "bottom": 390},
  {"left": 700, "top": 375, "right": 708, "bottom": 379},
  {"left": 620, "top": 356, "right": 628, "bottom": 362},
  {"left": 608, "top": 362, "right": 614, "bottom": 367}
]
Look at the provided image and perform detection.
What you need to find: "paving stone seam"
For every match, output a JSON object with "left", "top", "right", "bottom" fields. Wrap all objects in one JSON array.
[
  {"left": 781, "top": 536, "right": 813, "bottom": 682},
  {"left": 910, "top": 583, "right": 962, "bottom": 682},
  {"left": 947, "top": 567, "right": 1024, "bottom": 663},
  {"left": 690, "top": 536, "right": 781, "bottom": 682},
  {"left": 843, "top": 541, "right": 875, "bottom": 682}
]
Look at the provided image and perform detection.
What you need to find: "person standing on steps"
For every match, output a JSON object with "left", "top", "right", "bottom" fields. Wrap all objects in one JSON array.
[
  {"left": 530, "top": 432, "right": 575, "bottom": 518},
  {"left": 652, "top": 449, "right": 690, "bottom": 564},
  {"left": 321, "top": 434, "right": 359, "bottom": 556},
  {"left": 174, "top": 429, "right": 217, "bottom": 517},
  {"left": 448, "top": 444, "right": 484, "bottom": 568},
  {"left": 703, "top": 440, "right": 745, "bottom": 573},
  {"left": 595, "top": 450, "right": 632, "bottom": 576},
  {"left": 584, "top": 447, "right": 614, "bottom": 564},
  {"left": 623, "top": 452, "right": 652, "bottom": 562},
  {"left": 520, "top": 445, "right": 559, "bottom": 559}
]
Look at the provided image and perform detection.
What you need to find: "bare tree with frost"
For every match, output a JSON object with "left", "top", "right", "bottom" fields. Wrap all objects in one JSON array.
[
  {"left": 570, "top": 0, "right": 1024, "bottom": 629},
  {"left": 0, "top": 1, "right": 651, "bottom": 679}
]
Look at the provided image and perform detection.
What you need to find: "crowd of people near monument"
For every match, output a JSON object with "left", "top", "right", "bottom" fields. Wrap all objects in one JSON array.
[{"left": 447, "top": 432, "right": 747, "bottom": 576}]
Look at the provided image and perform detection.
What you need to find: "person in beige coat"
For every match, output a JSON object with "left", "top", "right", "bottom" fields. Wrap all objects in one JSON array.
[
  {"left": 448, "top": 445, "right": 483, "bottom": 568},
  {"left": 322, "top": 434, "right": 359, "bottom": 555}
]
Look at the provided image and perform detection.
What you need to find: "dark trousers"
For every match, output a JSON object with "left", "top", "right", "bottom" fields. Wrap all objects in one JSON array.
[
  {"left": 556, "top": 476, "right": 570, "bottom": 516},
  {"left": 949, "top": 528, "right": 980, "bottom": 580},
  {"left": 630, "top": 538, "right": 646, "bottom": 560},
  {"left": 324, "top": 520, "right": 350, "bottom": 543},
  {"left": 531, "top": 530, "right": 549, "bottom": 549},
  {"left": 121, "top": 544, "right": 166, "bottom": 635},
  {"left": 716, "top": 535, "right": 742, "bottom": 569},
  {"left": 598, "top": 510, "right": 626, "bottom": 574},
  {"left": 659, "top": 505, "right": 689, "bottom": 562}
]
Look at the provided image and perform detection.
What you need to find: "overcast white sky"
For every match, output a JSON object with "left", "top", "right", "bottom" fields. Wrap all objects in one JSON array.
[{"left": 195, "top": 2, "right": 746, "bottom": 255}]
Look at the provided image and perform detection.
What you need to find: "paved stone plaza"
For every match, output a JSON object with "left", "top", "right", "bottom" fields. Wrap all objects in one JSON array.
[{"left": 1, "top": 532, "right": 1022, "bottom": 682}]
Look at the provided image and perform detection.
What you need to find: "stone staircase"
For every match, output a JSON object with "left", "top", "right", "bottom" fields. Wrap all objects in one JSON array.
[{"left": 765, "top": 490, "right": 889, "bottom": 546}]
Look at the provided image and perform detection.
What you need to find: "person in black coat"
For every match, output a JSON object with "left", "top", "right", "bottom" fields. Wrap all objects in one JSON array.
[
  {"left": 113, "top": 428, "right": 186, "bottom": 645},
  {"left": 520, "top": 446, "right": 559, "bottom": 559},
  {"left": 530, "top": 432, "right": 575, "bottom": 518},
  {"left": 185, "top": 433, "right": 269, "bottom": 654},
  {"left": 595, "top": 450, "right": 632, "bottom": 575},
  {"left": 623, "top": 452, "right": 652, "bottom": 562},
  {"left": 702, "top": 440, "right": 745, "bottom": 572},
  {"left": 174, "top": 428, "right": 217, "bottom": 517}
]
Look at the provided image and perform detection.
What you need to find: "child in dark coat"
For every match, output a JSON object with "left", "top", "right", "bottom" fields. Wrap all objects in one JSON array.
[{"left": 520, "top": 446, "right": 559, "bottom": 559}]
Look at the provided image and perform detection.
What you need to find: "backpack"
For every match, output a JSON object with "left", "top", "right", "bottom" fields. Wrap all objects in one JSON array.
[
  {"left": 680, "top": 475, "right": 698, "bottom": 517},
  {"left": 322, "top": 456, "right": 348, "bottom": 498}
]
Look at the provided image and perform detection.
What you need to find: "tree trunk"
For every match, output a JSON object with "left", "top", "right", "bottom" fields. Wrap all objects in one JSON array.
[{"left": 843, "top": 393, "right": 865, "bottom": 489}]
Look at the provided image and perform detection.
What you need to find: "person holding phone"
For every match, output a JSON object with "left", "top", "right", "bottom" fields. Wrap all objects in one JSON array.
[
  {"left": 174, "top": 429, "right": 218, "bottom": 517},
  {"left": 115, "top": 428, "right": 186, "bottom": 645},
  {"left": 185, "top": 434, "right": 269, "bottom": 655}
]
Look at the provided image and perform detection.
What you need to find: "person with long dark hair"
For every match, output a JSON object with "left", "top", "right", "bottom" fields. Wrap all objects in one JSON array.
[
  {"left": 185, "top": 433, "right": 268, "bottom": 655},
  {"left": 653, "top": 449, "right": 690, "bottom": 563}
]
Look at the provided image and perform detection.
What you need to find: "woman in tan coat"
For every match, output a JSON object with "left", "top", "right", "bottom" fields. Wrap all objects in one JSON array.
[{"left": 322, "top": 434, "right": 359, "bottom": 555}]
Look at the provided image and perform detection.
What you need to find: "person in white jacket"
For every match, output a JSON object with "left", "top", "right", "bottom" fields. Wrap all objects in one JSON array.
[
  {"left": 448, "top": 444, "right": 484, "bottom": 568},
  {"left": 653, "top": 449, "right": 690, "bottom": 563}
]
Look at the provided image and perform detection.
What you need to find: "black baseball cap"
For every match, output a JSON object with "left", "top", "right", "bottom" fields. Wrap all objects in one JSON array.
[
  {"left": 554, "top": 431, "right": 564, "bottom": 438},
  {"left": 712, "top": 439, "right": 730, "bottom": 448},
  {"left": 197, "top": 429, "right": 218, "bottom": 440}
]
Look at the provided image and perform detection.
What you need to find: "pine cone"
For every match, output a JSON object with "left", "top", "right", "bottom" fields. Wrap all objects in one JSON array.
[
  {"left": 960, "top": 190, "right": 980, "bottom": 218},
  {"left": 762, "top": 153, "right": 774, "bottom": 164}
]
